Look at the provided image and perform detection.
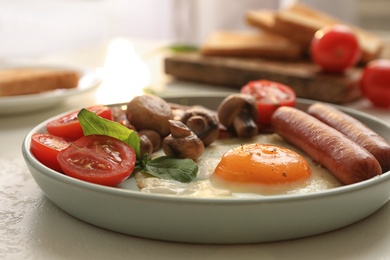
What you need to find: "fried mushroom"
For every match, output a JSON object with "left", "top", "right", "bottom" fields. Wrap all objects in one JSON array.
[
  {"left": 162, "top": 120, "right": 204, "bottom": 160},
  {"left": 217, "top": 94, "right": 259, "bottom": 138},
  {"left": 139, "top": 134, "right": 153, "bottom": 157},
  {"left": 126, "top": 94, "right": 173, "bottom": 137},
  {"left": 138, "top": 129, "right": 162, "bottom": 152},
  {"left": 180, "top": 107, "right": 219, "bottom": 146}
]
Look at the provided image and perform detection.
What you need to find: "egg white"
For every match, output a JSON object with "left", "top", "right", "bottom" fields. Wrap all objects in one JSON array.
[{"left": 134, "top": 133, "right": 342, "bottom": 198}]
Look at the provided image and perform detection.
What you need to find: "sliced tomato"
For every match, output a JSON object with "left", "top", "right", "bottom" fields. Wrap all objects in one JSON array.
[
  {"left": 31, "top": 133, "right": 71, "bottom": 172},
  {"left": 57, "top": 135, "right": 136, "bottom": 186},
  {"left": 46, "top": 105, "right": 113, "bottom": 140},
  {"left": 240, "top": 80, "right": 296, "bottom": 125}
]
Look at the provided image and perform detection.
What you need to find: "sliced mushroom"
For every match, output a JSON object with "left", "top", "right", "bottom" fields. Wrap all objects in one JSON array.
[
  {"left": 138, "top": 129, "right": 162, "bottom": 152},
  {"left": 180, "top": 107, "right": 219, "bottom": 146},
  {"left": 162, "top": 120, "right": 204, "bottom": 160},
  {"left": 217, "top": 94, "right": 259, "bottom": 138},
  {"left": 126, "top": 94, "right": 173, "bottom": 137}
]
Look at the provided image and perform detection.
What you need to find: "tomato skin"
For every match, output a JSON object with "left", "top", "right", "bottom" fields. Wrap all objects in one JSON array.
[
  {"left": 46, "top": 105, "right": 113, "bottom": 140},
  {"left": 57, "top": 135, "right": 136, "bottom": 187},
  {"left": 310, "top": 24, "right": 361, "bottom": 73},
  {"left": 240, "top": 80, "right": 296, "bottom": 125},
  {"left": 360, "top": 59, "right": 390, "bottom": 108},
  {"left": 30, "top": 133, "right": 71, "bottom": 172}
]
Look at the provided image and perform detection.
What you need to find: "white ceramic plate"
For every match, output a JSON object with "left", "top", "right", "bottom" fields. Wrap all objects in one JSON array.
[
  {"left": 0, "top": 64, "right": 101, "bottom": 115},
  {"left": 22, "top": 95, "right": 390, "bottom": 244}
]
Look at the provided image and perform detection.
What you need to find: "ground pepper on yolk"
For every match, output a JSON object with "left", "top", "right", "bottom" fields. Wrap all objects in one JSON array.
[{"left": 213, "top": 143, "right": 311, "bottom": 185}]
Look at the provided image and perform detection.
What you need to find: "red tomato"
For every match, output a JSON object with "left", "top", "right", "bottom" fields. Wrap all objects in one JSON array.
[
  {"left": 46, "top": 105, "right": 113, "bottom": 140},
  {"left": 310, "top": 24, "right": 361, "bottom": 73},
  {"left": 360, "top": 59, "right": 390, "bottom": 108},
  {"left": 240, "top": 80, "right": 296, "bottom": 125},
  {"left": 31, "top": 133, "right": 71, "bottom": 172},
  {"left": 57, "top": 135, "right": 136, "bottom": 186}
]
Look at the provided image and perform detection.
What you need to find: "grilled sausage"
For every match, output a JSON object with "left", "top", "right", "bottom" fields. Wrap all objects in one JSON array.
[
  {"left": 271, "top": 106, "right": 382, "bottom": 185},
  {"left": 308, "top": 102, "right": 390, "bottom": 173}
]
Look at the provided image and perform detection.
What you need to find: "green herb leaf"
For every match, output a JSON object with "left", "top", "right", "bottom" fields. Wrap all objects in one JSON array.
[
  {"left": 142, "top": 156, "right": 198, "bottom": 183},
  {"left": 77, "top": 108, "right": 141, "bottom": 158},
  {"left": 167, "top": 44, "right": 199, "bottom": 53}
]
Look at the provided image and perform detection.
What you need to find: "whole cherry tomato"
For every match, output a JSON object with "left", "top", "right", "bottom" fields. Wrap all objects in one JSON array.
[
  {"left": 360, "top": 59, "right": 390, "bottom": 108},
  {"left": 240, "top": 80, "right": 296, "bottom": 125},
  {"left": 310, "top": 24, "right": 361, "bottom": 73},
  {"left": 58, "top": 135, "right": 136, "bottom": 186},
  {"left": 46, "top": 105, "right": 113, "bottom": 140},
  {"left": 30, "top": 133, "right": 71, "bottom": 172}
]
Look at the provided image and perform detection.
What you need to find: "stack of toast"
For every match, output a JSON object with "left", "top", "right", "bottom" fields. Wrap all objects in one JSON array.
[
  {"left": 0, "top": 68, "right": 80, "bottom": 97},
  {"left": 244, "top": 2, "right": 383, "bottom": 63},
  {"left": 164, "top": 2, "right": 387, "bottom": 103}
]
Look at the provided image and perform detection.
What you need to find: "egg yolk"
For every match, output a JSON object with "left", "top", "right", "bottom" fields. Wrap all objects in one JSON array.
[{"left": 213, "top": 143, "right": 311, "bottom": 185}]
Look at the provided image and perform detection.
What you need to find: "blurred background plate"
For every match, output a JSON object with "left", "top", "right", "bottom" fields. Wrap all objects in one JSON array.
[{"left": 0, "top": 64, "right": 101, "bottom": 115}]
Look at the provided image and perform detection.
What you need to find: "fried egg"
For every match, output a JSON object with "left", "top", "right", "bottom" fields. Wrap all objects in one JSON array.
[{"left": 134, "top": 134, "right": 342, "bottom": 198}]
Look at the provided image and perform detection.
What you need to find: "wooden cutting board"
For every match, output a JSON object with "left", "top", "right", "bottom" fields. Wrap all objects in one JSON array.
[{"left": 164, "top": 43, "right": 390, "bottom": 104}]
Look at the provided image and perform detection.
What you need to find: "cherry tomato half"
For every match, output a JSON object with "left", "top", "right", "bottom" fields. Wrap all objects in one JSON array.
[
  {"left": 360, "top": 59, "right": 390, "bottom": 108},
  {"left": 46, "top": 105, "right": 113, "bottom": 140},
  {"left": 57, "top": 135, "right": 136, "bottom": 186},
  {"left": 240, "top": 80, "right": 296, "bottom": 125},
  {"left": 31, "top": 133, "right": 71, "bottom": 172},
  {"left": 310, "top": 24, "right": 361, "bottom": 73}
]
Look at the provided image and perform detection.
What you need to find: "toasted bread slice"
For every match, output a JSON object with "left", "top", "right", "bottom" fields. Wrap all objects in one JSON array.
[
  {"left": 245, "top": 10, "right": 276, "bottom": 32},
  {"left": 201, "top": 30, "right": 303, "bottom": 60},
  {"left": 246, "top": 2, "right": 384, "bottom": 63},
  {"left": 0, "top": 68, "right": 80, "bottom": 97},
  {"left": 246, "top": 10, "right": 310, "bottom": 48}
]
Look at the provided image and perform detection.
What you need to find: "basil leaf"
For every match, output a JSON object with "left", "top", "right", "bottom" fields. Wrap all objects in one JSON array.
[
  {"left": 142, "top": 156, "right": 198, "bottom": 183},
  {"left": 167, "top": 44, "right": 199, "bottom": 53},
  {"left": 77, "top": 108, "right": 141, "bottom": 158}
]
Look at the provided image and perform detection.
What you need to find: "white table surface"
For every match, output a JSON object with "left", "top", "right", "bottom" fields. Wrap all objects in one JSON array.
[{"left": 2, "top": 38, "right": 390, "bottom": 260}]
